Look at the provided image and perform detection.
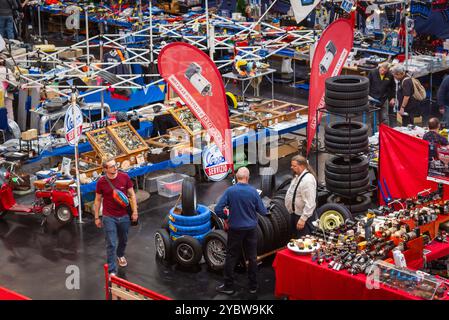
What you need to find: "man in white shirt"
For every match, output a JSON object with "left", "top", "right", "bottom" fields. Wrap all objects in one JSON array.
[{"left": 284, "top": 155, "right": 317, "bottom": 238}]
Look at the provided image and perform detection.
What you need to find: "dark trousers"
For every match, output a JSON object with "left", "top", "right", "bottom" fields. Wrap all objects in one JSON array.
[
  {"left": 224, "top": 228, "right": 257, "bottom": 290},
  {"left": 290, "top": 214, "right": 311, "bottom": 238}
]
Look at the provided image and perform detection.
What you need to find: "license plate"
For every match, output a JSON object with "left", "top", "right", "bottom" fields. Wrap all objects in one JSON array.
[{"left": 73, "top": 196, "right": 79, "bottom": 207}]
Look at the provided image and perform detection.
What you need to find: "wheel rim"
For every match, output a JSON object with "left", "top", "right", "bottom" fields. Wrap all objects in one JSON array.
[
  {"left": 177, "top": 243, "right": 194, "bottom": 263},
  {"left": 57, "top": 206, "right": 71, "bottom": 222},
  {"left": 155, "top": 233, "right": 166, "bottom": 259},
  {"left": 206, "top": 239, "right": 226, "bottom": 267},
  {"left": 319, "top": 210, "right": 345, "bottom": 231}
]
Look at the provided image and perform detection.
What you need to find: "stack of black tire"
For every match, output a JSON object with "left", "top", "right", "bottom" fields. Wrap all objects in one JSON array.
[{"left": 324, "top": 75, "right": 372, "bottom": 217}]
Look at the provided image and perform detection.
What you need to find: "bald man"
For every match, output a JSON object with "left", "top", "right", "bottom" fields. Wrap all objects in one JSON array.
[{"left": 214, "top": 167, "right": 268, "bottom": 295}]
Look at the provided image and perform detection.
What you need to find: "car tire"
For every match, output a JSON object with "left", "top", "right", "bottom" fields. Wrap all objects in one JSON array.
[
  {"left": 326, "top": 184, "right": 370, "bottom": 196},
  {"left": 173, "top": 235, "right": 203, "bottom": 267},
  {"left": 327, "top": 194, "right": 372, "bottom": 214},
  {"left": 325, "top": 176, "right": 370, "bottom": 189},
  {"left": 324, "top": 132, "right": 368, "bottom": 144},
  {"left": 210, "top": 212, "right": 225, "bottom": 230},
  {"left": 258, "top": 215, "right": 274, "bottom": 253},
  {"left": 168, "top": 204, "right": 210, "bottom": 226},
  {"left": 325, "top": 75, "right": 369, "bottom": 92},
  {"left": 324, "top": 139, "right": 368, "bottom": 150},
  {"left": 154, "top": 228, "right": 172, "bottom": 262},
  {"left": 325, "top": 88, "right": 369, "bottom": 99},
  {"left": 274, "top": 174, "right": 293, "bottom": 192},
  {"left": 325, "top": 96, "right": 368, "bottom": 108},
  {"left": 260, "top": 167, "right": 276, "bottom": 198},
  {"left": 324, "top": 169, "right": 368, "bottom": 181},
  {"left": 203, "top": 230, "right": 228, "bottom": 271},
  {"left": 182, "top": 177, "right": 197, "bottom": 216},
  {"left": 256, "top": 224, "right": 264, "bottom": 256},
  {"left": 325, "top": 155, "right": 369, "bottom": 174},
  {"left": 316, "top": 203, "right": 352, "bottom": 231},
  {"left": 169, "top": 220, "right": 211, "bottom": 236},
  {"left": 326, "top": 104, "right": 369, "bottom": 114},
  {"left": 325, "top": 122, "right": 368, "bottom": 137}
]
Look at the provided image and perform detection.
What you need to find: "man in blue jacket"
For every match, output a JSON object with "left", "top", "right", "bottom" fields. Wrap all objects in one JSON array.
[{"left": 214, "top": 167, "right": 268, "bottom": 295}]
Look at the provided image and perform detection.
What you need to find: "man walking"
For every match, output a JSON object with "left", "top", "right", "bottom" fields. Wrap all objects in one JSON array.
[
  {"left": 0, "top": 0, "right": 20, "bottom": 39},
  {"left": 214, "top": 167, "right": 268, "bottom": 295},
  {"left": 94, "top": 158, "right": 138, "bottom": 276}
]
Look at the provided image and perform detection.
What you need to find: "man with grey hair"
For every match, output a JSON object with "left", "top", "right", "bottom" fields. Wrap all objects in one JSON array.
[
  {"left": 368, "top": 61, "right": 394, "bottom": 126},
  {"left": 389, "top": 64, "right": 422, "bottom": 126},
  {"left": 214, "top": 167, "right": 268, "bottom": 295}
]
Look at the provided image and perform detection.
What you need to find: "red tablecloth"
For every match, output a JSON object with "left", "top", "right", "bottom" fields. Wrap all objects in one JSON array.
[
  {"left": 272, "top": 248, "right": 449, "bottom": 300},
  {"left": 0, "top": 287, "right": 30, "bottom": 300},
  {"left": 425, "top": 240, "right": 449, "bottom": 262}
]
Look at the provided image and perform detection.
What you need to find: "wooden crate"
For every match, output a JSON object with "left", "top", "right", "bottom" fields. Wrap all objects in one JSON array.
[
  {"left": 230, "top": 109, "right": 284, "bottom": 129},
  {"left": 86, "top": 127, "right": 126, "bottom": 160},
  {"left": 108, "top": 122, "right": 149, "bottom": 155},
  {"left": 251, "top": 99, "right": 289, "bottom": 110},
  {"left": 273, "top": 103, "right": 308, "bottom": 121},
  {"left": 168, "top": 107, "right": 204, "bottom": 137},
  {"left": 77, "top": 158, "right": 102, "bottom": 178}
]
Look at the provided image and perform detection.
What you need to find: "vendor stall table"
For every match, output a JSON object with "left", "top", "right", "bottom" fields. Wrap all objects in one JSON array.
[
  {"left": 79, "top": 118, "right": 308, "bottom": 196},
  {"left": 222, "top": 68, "right": 276, "bottom": 102},
  {"left": 273, "top": 243, "right": 449, "bottom": 300}
]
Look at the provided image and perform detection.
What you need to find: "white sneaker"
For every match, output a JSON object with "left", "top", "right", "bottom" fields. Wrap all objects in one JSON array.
[{"left": 117, "top": 256, "right": 128, "bottom": 267}]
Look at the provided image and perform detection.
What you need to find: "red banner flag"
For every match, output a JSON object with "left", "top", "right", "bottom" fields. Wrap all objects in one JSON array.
[
  {"left": 306, "top": 19, "right": 354, "bottom": 154},
  {"left": 158, "top": 43, "right": 233, "bottom": 172}
]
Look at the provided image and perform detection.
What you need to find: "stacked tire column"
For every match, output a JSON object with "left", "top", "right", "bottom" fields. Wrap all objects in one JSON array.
[{"left": 323, "top": 76, "right": 371, "bottom": 217}]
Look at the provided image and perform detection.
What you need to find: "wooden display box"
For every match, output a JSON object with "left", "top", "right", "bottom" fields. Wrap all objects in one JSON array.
[
  {"left": 230, "top": 109, "right": 284, "bottom": 129},
  {"left": 251, "top": 99, "right": 289, "bottom": 110},
  {"left": 274, "top": 103, "right": 308, "bottom": 121},
  {"left": 86, "top": 127, "right": 127, "bottom": 160},
  {"left": 108, "top": 122, "right": 149, "bottom": 155},
  {"left": 168, "top": 107, "right": 204, "bottom": 137},
  {"left": 77, "top": 158, "right": 102, "bottom": 178}
]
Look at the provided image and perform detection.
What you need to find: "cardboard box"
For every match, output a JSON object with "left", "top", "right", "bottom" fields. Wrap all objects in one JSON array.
[
  {"left": 21, "top": 129, "right": 38, "bottom": 141},
  {"left": 266, "top": 138, "right": 299, "bottom": 160},
  {"left": 59, "top": 48, "right": 83, "bottom": 60}
]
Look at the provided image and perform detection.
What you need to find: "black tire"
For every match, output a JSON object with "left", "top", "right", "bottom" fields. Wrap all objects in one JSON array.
[
  {"left": 325, "top": 155, "right": 369, "bottom": 174},
  {"left": 182, "top": 177, "right": 197, "bottom": 216},
  {"left": 203, "top": 230, "right": 228, "bottom": 271},
  {"left": 173, "top": 235, "right": 203, "bottom": 267},
  {"left": 325, "top": 104, "right": 369, "bottom": 114},
  {"left": 274, "top": 174, "right": 293, "bottom": 192},
  {"left": 260, "top": 167, "right": 275, "bottom": 198},
  {"left": 258, "top": 215, "right": 274, "bottom": 253},
  {"left": 256, "top": 224, "right": 264, "bottom": 256},
  {"left": 327, "top": 194, "right": 372, "bottom": 214},
  {"left": 325, "top": 75, "right": 369, "bottom": 92},
  {"left": 161, "top": 215, "right": 170, "bottom": 232},
  {"left": 324, "top": 133, "right": 368, "bottom": 144},
  {"left": 324, "top": 139, "right": 368, "bottom": 150},
  {"left": 268, "top": 213, "right": 281, "bottom": 249},
  {"left": 326, "top": 184, "right": 370, "bottom": 196},
  {"left": 326, "top": 146, "right": 368, "bottom": 155},
  {"left": 324, "top": 169, "right": 368, "bottom": 181},
  {"left": 325, "top": 122, "right": 368, "bottom": 137},
  {"left": 54, "top": 205, "right": 74, "bottom": 226},
  {"left": 325, "top": 88, "right": 369, "bottom": 99},
  {"left": 316, "top": 203, "right": 352, "bottom": 231},
  {"left": 154, "top": 229, "right": 172, "bottom": 262},
  {"left": 211, "top": 212, "right": 225, "bottom": 230},
  {"left": 325, "top": 176, "right": 370, "bottom": 189},
  {"left": 325, "top": 96, "right": 368, "bottom": 108}
]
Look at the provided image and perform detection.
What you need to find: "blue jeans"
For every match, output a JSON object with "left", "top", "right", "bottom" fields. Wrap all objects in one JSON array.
[
  {"left": 0, "top": 16, "right": 15, "bottom": 40},
  {"left": 102, "top": 215, "right": 130, "bottom": 274}
]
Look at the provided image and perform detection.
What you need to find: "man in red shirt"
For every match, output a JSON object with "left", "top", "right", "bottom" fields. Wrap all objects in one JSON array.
[{"left": 94, "top": 158, "right": 138, "bottom": 276}]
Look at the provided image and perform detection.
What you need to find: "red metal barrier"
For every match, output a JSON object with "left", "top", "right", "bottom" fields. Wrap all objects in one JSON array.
[
  {"left": 0, "top": 287, "right": 30, "bottom": 300},
  {"left": 104, "top": 264, "right": 172, "bottom": 300}
]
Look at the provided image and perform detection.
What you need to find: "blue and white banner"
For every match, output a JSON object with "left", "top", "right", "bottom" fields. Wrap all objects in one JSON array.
[{"left": 289, "top": 0, "right": 321, "bottom": 24}]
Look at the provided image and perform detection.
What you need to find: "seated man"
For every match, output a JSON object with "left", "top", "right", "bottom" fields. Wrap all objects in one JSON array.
[{"left": 423, "top": 117, "right": 448, "bottom": 161}]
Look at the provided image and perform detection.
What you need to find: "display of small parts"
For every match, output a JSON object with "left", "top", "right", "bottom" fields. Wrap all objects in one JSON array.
[
  {"left": 232, "top": 114, "right": 258, "bottom": 124},
  {"left": 246, "top": 110, "right": 275, "bottom": 119},
  {"left": 178, "top": 109, "right": 203, "bottom": 133},
  {"left": 90, "top": 129, "right": 122, "bottom": 157},
  {"left": 79, "top": 161, "right": 98, "bottom": 171},
  {"left": 158, "top": 136, "right": 185, "bottom": 146},
  {"left": 111, "top": 125, "right": 146, "bottom": 152}
]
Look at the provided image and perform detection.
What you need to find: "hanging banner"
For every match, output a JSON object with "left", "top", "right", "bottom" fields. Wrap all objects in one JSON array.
[
  {"left": 306, "top": 19, "right": 354, "bottom": 155},
  {"left": 378, "top": 124, "right": 437, "bottom": 204},
  {"left": 158, "top": 42, "right": 233, "bottom": 174},
  {"left": 289, "top": 0, "right": 321, "bottom": 24}
]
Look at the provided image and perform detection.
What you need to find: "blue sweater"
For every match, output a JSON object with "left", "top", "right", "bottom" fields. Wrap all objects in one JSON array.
[{"left": 214, "top": 183, "right": 268, "bottom": 230}]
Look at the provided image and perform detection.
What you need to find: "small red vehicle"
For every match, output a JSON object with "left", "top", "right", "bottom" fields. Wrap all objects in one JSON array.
[{"left": 0, "top": 162, "right": 78, "bottom": 226}]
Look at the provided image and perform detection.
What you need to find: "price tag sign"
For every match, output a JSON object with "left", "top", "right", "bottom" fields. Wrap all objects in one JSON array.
[
  {"left": 64, "top": 104, "right": 83, "bottom": 146},
  {"left": 340, "top": 0, "right": 355, "bottom": 13}
]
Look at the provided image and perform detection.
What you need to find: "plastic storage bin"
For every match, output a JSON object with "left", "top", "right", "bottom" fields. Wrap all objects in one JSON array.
[{"left": 157, "top": 173, "right": 188, "bottom": 198}]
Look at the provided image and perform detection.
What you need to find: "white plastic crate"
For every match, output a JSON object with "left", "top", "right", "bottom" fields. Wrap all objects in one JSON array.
[{"left": 157, "top": 173, "right": 188, "bottom": 198}]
